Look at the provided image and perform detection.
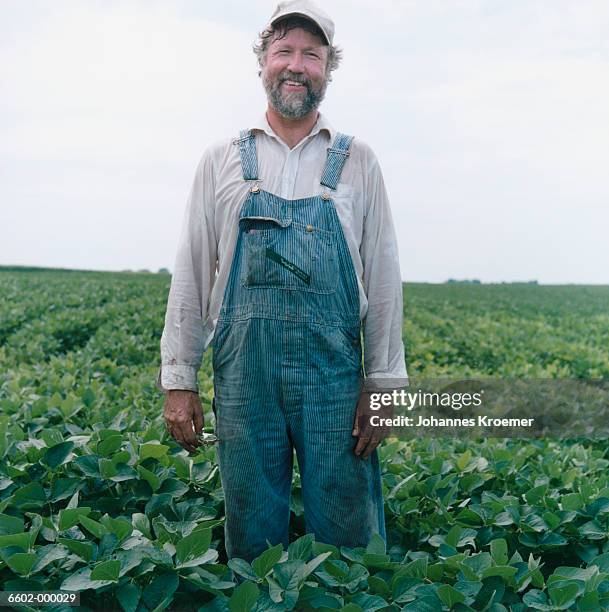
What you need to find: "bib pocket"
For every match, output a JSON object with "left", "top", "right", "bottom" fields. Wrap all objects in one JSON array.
[{"left": 240, "top": 216, "right": 338, "bottom": 295}]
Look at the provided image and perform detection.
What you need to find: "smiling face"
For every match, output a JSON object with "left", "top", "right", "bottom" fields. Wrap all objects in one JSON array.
[{"left": 261, "top": 26, "right": 329, "bottom": 119}]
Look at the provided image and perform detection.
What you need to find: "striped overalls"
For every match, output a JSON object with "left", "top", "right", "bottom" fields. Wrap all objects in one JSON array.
[{"left": 212, "top": 129, "right": 385, "bottom": 561}]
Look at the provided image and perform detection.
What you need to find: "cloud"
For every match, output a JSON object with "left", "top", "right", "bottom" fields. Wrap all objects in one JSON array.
[{"left": 1, "top": 0, "right": 608, "bottom": 281}]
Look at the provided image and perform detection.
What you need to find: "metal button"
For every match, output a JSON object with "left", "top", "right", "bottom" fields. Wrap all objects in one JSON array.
[
  {"left": 306, "top": 224, "right": 313, "bottom": 232},
  {"left": 250, "top": 184, "right": 260, "bottom": 193},
  {"left": 321, "top": 192, "right": 331, "bottom": 200}
]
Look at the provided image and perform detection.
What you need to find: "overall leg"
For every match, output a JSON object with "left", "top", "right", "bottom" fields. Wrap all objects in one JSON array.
[
  {"left": 213, "top": 318, "right": 293, "bottom": 561},
  {"left": 290, "top": 324, "right": 386, "bottom": 548}
]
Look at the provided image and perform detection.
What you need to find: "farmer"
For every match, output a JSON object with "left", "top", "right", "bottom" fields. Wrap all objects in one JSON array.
[{"left": 158, "top": 0, "right": 408, "bottom": 561}]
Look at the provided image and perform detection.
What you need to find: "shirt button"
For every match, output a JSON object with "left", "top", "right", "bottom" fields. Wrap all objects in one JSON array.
[{"left": 306, "top": 224, "right": 313, "bottom": 232}]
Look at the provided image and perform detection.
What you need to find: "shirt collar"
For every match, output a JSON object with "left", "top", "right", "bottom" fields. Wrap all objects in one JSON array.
[{"left": 250, "top": 112, "right": 335, "bottom": 146}]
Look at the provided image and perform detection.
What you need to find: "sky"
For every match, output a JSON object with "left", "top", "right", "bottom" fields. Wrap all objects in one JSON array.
[{"left": 1, "top": 0, "right": 608, "bottom": 283}]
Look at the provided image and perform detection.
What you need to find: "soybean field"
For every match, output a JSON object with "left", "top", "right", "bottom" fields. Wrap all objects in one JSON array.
[{"left": 1, "top": 267, "right": 609, "bottom": 611}]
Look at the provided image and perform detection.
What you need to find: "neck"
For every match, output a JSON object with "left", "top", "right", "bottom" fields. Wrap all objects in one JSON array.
[{"left": 266, "top": 106, "right": 319, "bottom": 149}]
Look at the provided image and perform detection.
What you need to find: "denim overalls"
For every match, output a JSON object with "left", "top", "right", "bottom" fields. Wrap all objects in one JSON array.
[{"left": 212, "top": 129, "right": 385, "bottom": 561}]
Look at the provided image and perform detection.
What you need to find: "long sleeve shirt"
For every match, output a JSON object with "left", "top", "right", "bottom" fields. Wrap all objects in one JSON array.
[{"left": 159, "top": 113, "right": 408, "bottom": 392}]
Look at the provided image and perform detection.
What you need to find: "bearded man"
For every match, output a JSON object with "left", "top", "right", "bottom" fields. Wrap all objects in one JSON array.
[{"left": 159, "top": 0, "right": 408, "bottom": 562}]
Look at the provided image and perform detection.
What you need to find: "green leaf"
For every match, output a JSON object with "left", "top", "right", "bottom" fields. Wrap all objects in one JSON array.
[
  {"left": 525, "top": 484, "right": 548, "bottom": 505},
  {"left": 402, "top": 596, "right": 441, "bottom": 611},
  {"left": 522, "top": 589, "right": 552, "bottom": 610},
  {"left": 561, "top": 493, "right": 583, "bottom": 511},
  {"left": 590, "top": 552, "right": 609, "bottom": 572},
  {"left": 456, "top": 450, "right": 472, "bottom": 471},
  {"left": 12, "top": 482, "right": 46, "bottom": 509},
  {"left": 116, "top": 582, "right": 141, "bottom": 612},
  {"left": 304, "top": 552, "right": 332, "bottom": 579},
  {"left": 175, "top": 527, "right": 212, "bottom": 565},
  {"left": 367, "top": 575, "right": 390, "bottom": 599},
  {"left": 548, "top": 579, "right": 581, "bottom": 608},
  {"left": 228, "top": 558, "right": 261, "bottom": 582},
  {"left": 0, "top": 513, "right": 24, "bottom": 535},
  {"left": 60, "top": 567, "right": 115, "bottom": 591},
  {"left": 97, "top": 435, "right": 123, "bottom": 456},
  {"left": 397, "top": 557, "right": 427, "bottom": 579},
  {"left": 481, "top": 565, "right": 518, "bottom": 580},
  {"left": 73, "top": 455, "right": 101, "bottom": 478},
  {"left": 100, "top": 516, "right": 133, "bottom": 542},
  {"left": 50, "top": 478, "right": 81, "bottom": 502},
  {"left": 132, "top": 513, "right": 152, "bottom": 539},
  {"left": 437, "top": 584, "right": 466, "bottom": 607},
  {"left": 0, "top": 532, "right": 30, "bottom": 551},
  {"left": 311, "top": 541, "right": 339, "bottom": 559},
  {"left": 580, "top": 520, "right": 606, "bottom": 540},
  {"left": 6, "top": 552, "right": 37, "bottom": 576},
  {"left": 228, "top": 581, "right": 259, "bottom": 612},
  {"left": 58, "top": 538, "right": 94, "bottom": 562},
  {"left": 350, "top": 592, "right": 389, "bottom": 611},
  {"left": 366, "top": 533, "right": 386, "bottom": 555},
  {"left": 2, "top": 578, "right": 44, "bottom": 592},
  {"left": 444, "top": 525, "right": 463, "bottom": 548},
  {"left": 79, "top": 515, "right": 107, "bottom": 539},
  {"left": 270, "top": 560, "right": 305, "bottom": 608},
  {"left": 252, "top": 543, "right": 284, "bottom": 578},
  {"left": 137, "top": 465, "right": 161, "bottom": 491},
  {"left": 32, "top": 544, "right": 69, "bottom": 573},
  {"left": 42, "top": 441, "right": 74, "bottom": 468},
  {"left": 91, "top": 559, "right": 120, "bottom": 581},
  {"left": 99, "top": 458, "right": 118, "bottom": 478},
  {"left": 142, "top": 572, "right": 179, "bottom": 610},
  {"left": 59, "top": 507, "right": 91, "bottom": 530},
  {"left": 288, "top": 533, "right": 314, "bottom": 560},
  {"left": 139, "top": 443, "right": 169, "bottom": 461},
  {"left": 490, "top": 538, "right": 508, "bottom": 565}
]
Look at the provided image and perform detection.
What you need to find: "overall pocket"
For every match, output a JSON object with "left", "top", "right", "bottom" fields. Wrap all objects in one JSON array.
[{"left": 240, "top": 217, "right": 338, "bottom": 295}]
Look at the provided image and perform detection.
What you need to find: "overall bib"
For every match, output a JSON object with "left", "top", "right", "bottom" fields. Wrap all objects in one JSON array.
[{"left": 212, "top": 130, "right": 385, "bottom": 561}]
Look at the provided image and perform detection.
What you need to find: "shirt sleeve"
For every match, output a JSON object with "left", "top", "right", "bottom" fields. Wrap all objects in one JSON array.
[
  {"left": 158, "top": 151, "right": 217, "bottom": 392},
  {"left": 359, "top": 153, "right": 409, "bottom": 392}
]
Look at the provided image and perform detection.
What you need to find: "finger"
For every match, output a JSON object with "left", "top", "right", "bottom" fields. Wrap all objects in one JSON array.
[
  {"left": 352, "top": 409, "right": 359, "bottom": 436},
  {"left": 352, "top": 405, "right": 367, "bottom": 437},
  {"left": 170, "top": 422, "right": 194, "bottom": 453},
  {"left": 361, "top": 436, "right": 382, "bottom": 459},
  {"left": 177, "top": 421, "right": 200, "bottom": 453},
  {"left": 354, "top": 434, "right": 371, "bottom": 456},
  {"left": 193, "top": 405, "right": 204, "bottom": 435}
]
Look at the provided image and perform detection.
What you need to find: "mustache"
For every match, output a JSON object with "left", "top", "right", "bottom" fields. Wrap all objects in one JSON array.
[{"left": 278, "top": 72, "right": 312, "bottom": 88}]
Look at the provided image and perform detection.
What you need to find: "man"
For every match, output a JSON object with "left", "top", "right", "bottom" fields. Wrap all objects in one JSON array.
[{"left": 159, "top": 0, "right": 408, "bottom": 562}]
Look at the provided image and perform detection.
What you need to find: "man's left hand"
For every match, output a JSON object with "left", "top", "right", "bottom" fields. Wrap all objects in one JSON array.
[{"left": 352, "top": 390, "right": 393, "bottom": 459}]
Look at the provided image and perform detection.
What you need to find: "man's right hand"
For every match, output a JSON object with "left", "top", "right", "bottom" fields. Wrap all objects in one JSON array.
[{"left": 163, "top": 390, "right": 204, "bottom": 453}]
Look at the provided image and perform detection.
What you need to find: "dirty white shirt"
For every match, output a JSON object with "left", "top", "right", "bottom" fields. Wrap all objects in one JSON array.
[{"left": 159, "top": 112, "right": 408, "bottom": 392}]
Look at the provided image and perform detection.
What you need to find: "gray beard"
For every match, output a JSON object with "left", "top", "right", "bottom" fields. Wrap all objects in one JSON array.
[{"left": 263, "top": 71, "right": 328, "bottom": 119}]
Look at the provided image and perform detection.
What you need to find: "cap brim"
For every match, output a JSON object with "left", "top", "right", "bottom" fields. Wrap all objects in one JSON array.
[{"left": 270, "top": 11, "right": 330, "bottom": 45}]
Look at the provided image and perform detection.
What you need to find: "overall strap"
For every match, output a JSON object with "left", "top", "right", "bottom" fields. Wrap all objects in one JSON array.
[
  {"left": 320, "top": 132, "right": 354, "bottom": 190},
  {"left": 235, "top": 129, "right": 259, "bottom": 181}
]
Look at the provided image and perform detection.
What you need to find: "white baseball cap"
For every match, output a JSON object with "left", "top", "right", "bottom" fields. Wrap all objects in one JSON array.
[{"left": 268, "top": 0, "right": 335, "bottom": 46}]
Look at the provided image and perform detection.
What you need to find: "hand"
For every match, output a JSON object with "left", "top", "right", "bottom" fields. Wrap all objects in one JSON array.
[
  {"left": 352, "top": 390, "right": 393, "bottom": 459},
  {"left": 163, "top": 390, "right": 204, "bottom": 453}
]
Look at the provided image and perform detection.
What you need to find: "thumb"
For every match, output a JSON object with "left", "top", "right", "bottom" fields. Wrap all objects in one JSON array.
[{"left": 352, "top": 411, "right": 360, "bottom": 437}]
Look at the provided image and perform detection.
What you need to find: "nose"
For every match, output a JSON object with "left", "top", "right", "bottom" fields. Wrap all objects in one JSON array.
[{"left": 287, "top": 51, "right": 305, "bottom": 73}]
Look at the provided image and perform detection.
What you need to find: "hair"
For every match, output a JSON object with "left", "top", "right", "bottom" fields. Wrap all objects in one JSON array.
[{"left": 253, "top": 16, "right": 342, "bottom": 81}]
